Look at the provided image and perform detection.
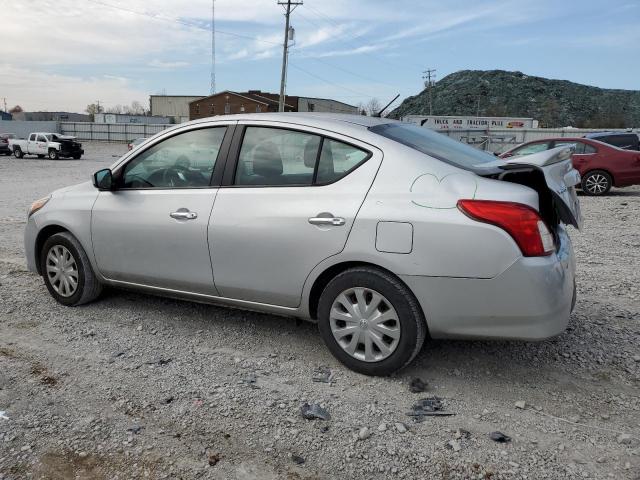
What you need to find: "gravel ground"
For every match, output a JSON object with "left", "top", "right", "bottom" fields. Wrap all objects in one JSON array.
[{"left": 1, "top": 142, "right": 639, "bottom": 479}]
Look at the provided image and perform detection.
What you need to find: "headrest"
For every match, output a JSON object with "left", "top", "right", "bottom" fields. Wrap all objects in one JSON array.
[
  {"left": 303, "top": 137, "right": 321, "bottom": 168},
  {"left": 252, "top": 142, "right": 283, "bottom": 177}
]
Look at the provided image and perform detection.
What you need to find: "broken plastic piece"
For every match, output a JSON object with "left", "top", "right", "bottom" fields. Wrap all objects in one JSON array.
[
  {"left": 300, "top": 403, "right": 331, "bottom": 421},
  {"left": 489, "top": 431, "right": 511, "bottom": 443}
]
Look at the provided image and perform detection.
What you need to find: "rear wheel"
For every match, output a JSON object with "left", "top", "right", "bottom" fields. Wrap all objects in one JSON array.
[
  {"left": 581, "top": 170, "right": 611, "bottom": 196},
  {"left": 73, "top": 154, "right": 82, "bottom": 159},
  {"left": 317, "top": 266, "right": 426, "bottom": 376},
  {"left": 48, "top": 149, "right": 59, "bottom": 160},
  {"left": 40, "top": 232, "right": 102, "bottom": 306},
  {"left": 13, "top": 147, "right": 23, "bottom": 159}
]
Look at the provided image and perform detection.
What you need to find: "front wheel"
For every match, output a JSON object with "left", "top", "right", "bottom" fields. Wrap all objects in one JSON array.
[
  {"left": 73, "top": 154, "right": 82, "bottom": 160},
  {"left": 48, "top": 149, "right": 59, "bottom": 160},
  {"left": 581, "top": 170, "right": 611, "bottom": 196},
  {"left": 40, "top": 232, "right": 102, "bottom": 306},
  {"left": 317, "top": 267, "right": 426, "bottom": 376},
  {"left": 13, "top": 148, "right": 23, "bottom": 159}
]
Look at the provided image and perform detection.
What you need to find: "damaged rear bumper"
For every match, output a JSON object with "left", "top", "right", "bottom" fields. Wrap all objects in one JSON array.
[{"left": 401, "top": 225, "right": 576, "bottom": 340}]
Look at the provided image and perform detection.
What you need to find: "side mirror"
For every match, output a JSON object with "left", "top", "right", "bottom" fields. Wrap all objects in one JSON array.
[{"left": 93, "top": 168, "right": 113, "bottom": 190}]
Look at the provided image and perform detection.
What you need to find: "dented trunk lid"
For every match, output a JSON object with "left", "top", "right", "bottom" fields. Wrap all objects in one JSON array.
[{"left": 500, "top": 146, "right": 583, "bottom": 230}]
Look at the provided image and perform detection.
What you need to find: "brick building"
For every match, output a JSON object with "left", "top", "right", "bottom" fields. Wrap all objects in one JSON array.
[{"left": 189, "top": 90, "right": 358, "bottom": 120}]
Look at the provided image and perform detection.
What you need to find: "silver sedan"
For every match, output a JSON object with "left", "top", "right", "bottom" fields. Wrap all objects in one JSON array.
[{"left": 24, "top": 114, "right": 582, "bottom": 375}]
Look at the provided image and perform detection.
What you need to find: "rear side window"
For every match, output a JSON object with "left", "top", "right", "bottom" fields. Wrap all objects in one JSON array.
[
  {"left": 234, "top": 127, "right": 370, "bottom": 186},
  {"left": 37, "top": 135, "right": 47, "bottom": 142},
  {"left": 316, "top": 139, "right": 369, "bottom": 184},
  {"left": 584, "top": 144, "right": 597, "bottom": 154},
  {"left": 369, "top": 123, "right": 497, "bottom": 172}
]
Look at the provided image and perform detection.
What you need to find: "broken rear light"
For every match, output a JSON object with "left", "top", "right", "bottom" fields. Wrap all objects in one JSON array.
[{"left": 457, "top": 199, "right": 555, "bottom": 257}]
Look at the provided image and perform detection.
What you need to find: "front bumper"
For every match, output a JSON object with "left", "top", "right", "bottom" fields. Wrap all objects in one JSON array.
[
  {"left": 401, "top": 226, "right": 576, "bottom": 340},
  {"left": 24, "top": 215, "right": 39, "bottom": 273}
]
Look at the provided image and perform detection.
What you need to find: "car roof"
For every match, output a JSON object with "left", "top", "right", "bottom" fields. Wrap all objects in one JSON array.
[
  {"left": 186, "top": 112, "right": 399, "bottom": 129},
  {"left": 584, "top": 131, "right": 636, "bottom": 138}
]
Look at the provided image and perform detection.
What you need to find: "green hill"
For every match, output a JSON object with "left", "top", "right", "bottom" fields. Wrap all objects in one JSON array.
[{"left": 388, "top": 70, "right": 640, "bottom": 128}]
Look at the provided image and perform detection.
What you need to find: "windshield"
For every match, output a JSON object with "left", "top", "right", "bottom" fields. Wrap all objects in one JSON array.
[{"left": 369, "top": 123, "right": 498, "bottom": 173}]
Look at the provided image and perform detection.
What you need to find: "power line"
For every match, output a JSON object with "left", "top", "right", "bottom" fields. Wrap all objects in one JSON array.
[
  {"left": 303, "top": 3, "right": 424, "bottom": 71},
  {"left": 85, "top": 0, "right": 281, "bottom": 46},
  {"left": 288, "top": 63, "right": 376, "bottom": 100}
]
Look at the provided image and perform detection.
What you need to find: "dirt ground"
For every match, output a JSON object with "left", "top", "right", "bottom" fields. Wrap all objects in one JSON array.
[{"left": 1, "top": 142, "right": 639, "bottom": 479}]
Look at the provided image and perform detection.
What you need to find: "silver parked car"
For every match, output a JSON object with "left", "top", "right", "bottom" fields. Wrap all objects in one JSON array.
[{"left": 24, "top": 114, "right": 582, "bottom": 375}]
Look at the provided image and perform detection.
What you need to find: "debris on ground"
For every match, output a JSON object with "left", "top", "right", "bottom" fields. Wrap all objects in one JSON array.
[
  {"left": 312, "top": 366, "right": 334, "bottom": 384},
  {"left": 208, "top": 453, "right": 221, "bottom": 466},
  {"left": 241, "top": 373, "right": 259, "bottom": 388},
  {"left": 358, "top": 427, "right": 371, "bottom": 440},
  {"left": 0, "top": 411, "right": 8, "bottom": 421},
  {"left": 145, "top": 357, "right": 172, "bottom": 366},
  {"left": 489, "top": 431, "right": 512, "bottom": 443},
  {"left": 515, "top": 400, "right": 526, "bottom": 409},
  {"left": 406, "top": 397, "right": 455, "bottom": 421},
  {"left": 447, "top": 439, "right": 462, "bottom": 451},
  {"left": 408, "top": 377, "right": 428, "bottom": 393},
  {"left": 127, "top": 425, "right": 143, "bottom": 434},
  {"left": 291, "top": 454, "right": 305, "bottom": 465},
  {"left": 300, "top": 403, "right": 331, "bottom": 421},
  {"left": 455, "top": 429, "right": 471, "bottom": 439},
  {"left": 395, "top": 422, "right": 407, "bottom": 433}
]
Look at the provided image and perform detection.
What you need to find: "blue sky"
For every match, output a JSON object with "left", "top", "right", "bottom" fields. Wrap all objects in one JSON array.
[{"left": 2, "top": 0, "right": 639, "bottom": 112}]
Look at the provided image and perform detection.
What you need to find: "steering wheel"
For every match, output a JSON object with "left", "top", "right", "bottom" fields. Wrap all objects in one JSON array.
[{"left": 161, "top": 165, "right": 191, "bottom": 187}]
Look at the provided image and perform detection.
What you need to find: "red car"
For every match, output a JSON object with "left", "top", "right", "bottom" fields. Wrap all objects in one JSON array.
[{"left": 500, "top": 137, "right": 640, "bottom": 195}]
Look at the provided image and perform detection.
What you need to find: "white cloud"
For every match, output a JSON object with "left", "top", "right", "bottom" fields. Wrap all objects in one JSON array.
[
  {"left": 148, "top": 60, "right": 191, "bottom": 68},
  {"left": 1, "top": 65, "right": 148, "bottom": 113}
]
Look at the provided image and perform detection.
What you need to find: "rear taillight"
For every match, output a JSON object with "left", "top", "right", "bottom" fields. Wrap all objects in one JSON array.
[{"left": 457, "top": 199, "right": 555, "bottom": 257}]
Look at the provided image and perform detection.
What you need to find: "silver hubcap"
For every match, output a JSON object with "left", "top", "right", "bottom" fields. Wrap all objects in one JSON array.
[
  {"left": 585, "top": 174, "right": 608, "bottom": 194},
  {"left": 330, "top": 287, "right": 400, "bottom": 362},
  {"left": 46, "top": 245, "right": 78, "bottom": 297}
]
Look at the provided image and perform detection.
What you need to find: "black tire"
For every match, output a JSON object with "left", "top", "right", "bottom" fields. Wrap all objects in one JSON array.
[
  {"left": 37, "top": 154, "right": 45, "bottom": 159},
  {"left": 13, "top": 147, "right": 23, "bottom": 159},
  {"left": 40, "top": 232, "right": 102, "bottom": 306},
  {"left": 73, "top": 154, "right": 82, "bottom": 160},
  {"left": 581, "top": 170, "right": 611, "bottom": 196},
  {"left": 48, "top": 149, "right": 59, "bottom": 160},
  {"left": 317, "top": 266, "right": 426, "bottom": 376}
]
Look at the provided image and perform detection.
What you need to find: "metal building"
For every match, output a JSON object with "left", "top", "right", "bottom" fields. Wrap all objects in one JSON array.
[{"left": 150, "top": 95, "right": 205, "bottom": 123}]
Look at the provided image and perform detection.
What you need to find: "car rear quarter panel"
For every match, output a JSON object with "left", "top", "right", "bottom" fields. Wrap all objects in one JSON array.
[{"left": 301, "top": 142, "right": 538, "bottom": 311}]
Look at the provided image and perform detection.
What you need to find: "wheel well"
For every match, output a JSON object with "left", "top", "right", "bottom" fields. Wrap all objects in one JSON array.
[
  {"left": 308, "top": 261, "right": 417, "bottom": 320},
  {"left": 34, "top": 225, "right": 69, "bottom": 274}
]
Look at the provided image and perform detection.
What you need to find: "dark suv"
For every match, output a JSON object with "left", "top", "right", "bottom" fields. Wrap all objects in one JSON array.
[
  {"left": 583, "top": 132, "right": 639, "bottom": 151},
  {"left": 0, "top": 133, "right": 16, "bottom": 155}
]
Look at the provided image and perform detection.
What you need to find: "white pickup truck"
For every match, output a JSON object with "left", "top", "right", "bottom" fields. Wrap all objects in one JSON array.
[{"left": 9, "top": 132, "right": 84, "bottom": 160}]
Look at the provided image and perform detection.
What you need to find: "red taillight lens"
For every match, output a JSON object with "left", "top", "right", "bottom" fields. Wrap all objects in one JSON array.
[{"left": 457, "top": 199, "right": 555, "bottom": 257}]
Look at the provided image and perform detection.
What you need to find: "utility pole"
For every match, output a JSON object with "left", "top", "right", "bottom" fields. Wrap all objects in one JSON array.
[
  {"left": 96, "top": 100, "right": 102, "bottom": 113},
  {"left": 278, "top": 0, "right": 302, "bottom": 112},
  {"left": 422, "top": 69, "right": 436, "bottom": 115},
  {"left": 210, "top": 0, "right": 216, "bottom": 95}
]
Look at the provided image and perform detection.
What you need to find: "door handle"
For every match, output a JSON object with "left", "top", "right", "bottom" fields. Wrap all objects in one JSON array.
[
  {"left": 308, "top": 216, "right": 345, "bottom": 226},
  {"left": 170, "top": 210, "right": 197, "bottom": 220}
]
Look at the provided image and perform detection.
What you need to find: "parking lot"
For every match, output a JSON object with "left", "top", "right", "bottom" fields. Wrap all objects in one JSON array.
[{"left": 0, "top": 142, "right": 639, "bottom": 479}]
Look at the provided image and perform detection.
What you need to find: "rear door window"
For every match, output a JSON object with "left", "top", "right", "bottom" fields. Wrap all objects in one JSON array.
[
  {"left": 37, "top": 135, "right": 47, "bottom": 142},
  {"left": 235, "top": 127, "right": 319, "bottom": 186}
]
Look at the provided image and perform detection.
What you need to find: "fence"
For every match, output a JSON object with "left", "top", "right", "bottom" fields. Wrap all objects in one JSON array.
[
  {"left": 440, "top": 128, "right": 639, "bottom": 153},
  {"left": 60, "top": 122, "right": 174, "bottom": 142}
]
